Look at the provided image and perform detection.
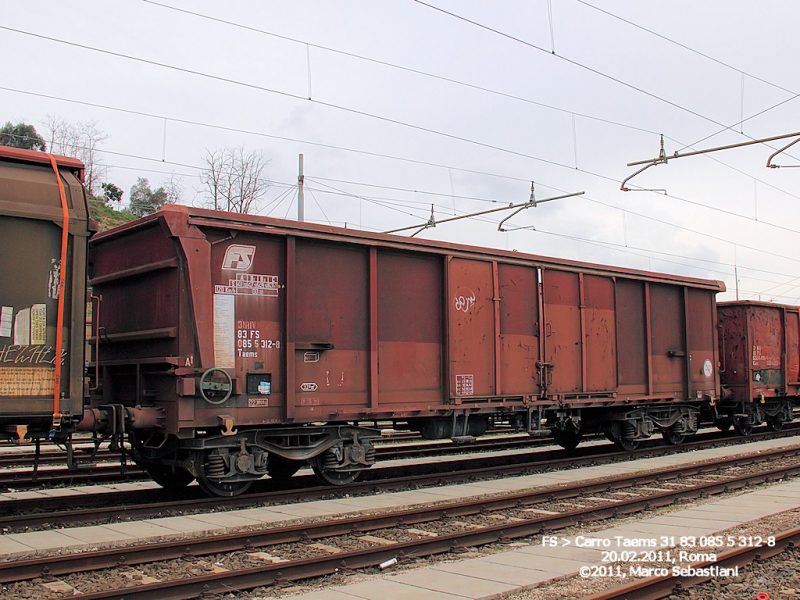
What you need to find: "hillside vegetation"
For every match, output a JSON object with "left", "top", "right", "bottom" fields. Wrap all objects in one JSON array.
[{"left": 87, "top": 194, "right": 138, "bottom": 231}]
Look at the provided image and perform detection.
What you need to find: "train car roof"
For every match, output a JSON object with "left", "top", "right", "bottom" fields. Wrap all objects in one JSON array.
[
  {"left": 0, "top": 146, "right": 85, "bottom": 181},
  {"left": 718, "top": 300, "right": 798, "bottom": 310},
  {"left": 91, "top": 203, "right": 727, "bottom": 292}
]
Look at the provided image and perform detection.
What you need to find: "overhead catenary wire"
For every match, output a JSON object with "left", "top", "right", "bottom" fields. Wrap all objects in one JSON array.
[
  {"left": 6, "top": 21, "right": 800, "bottom": 225},
  {"left": 304, "top": 180, "right": 800, "bottom": 294},
  {"left": 7, "top": 112, "right": 799, "bottom": 292},
  {"left": 0, "top": 25, "right": 622, "bottom": 176},
  {"left": 412, "top": 1, "right": 755, "bottom": 134},
  {"left": 305, "top": 175, "right": 800, "bottom": 272},
  {"left": 139, "top": 0, "right": 661, "bottom": 137},
  {"left": 3, "top": 20, "right": 799, "bottom": 296},
  {"left": 575, "top": 0, "right": 797, "bottom": 97},
  {"left": 414, "top": 1, "right": 800, "bottom": 161}
]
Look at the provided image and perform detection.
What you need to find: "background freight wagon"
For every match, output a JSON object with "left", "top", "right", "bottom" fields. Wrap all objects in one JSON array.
[
  {"left": 0, "top": 148, "right": 91, "bottom": 437},
  {"left": 717, "top": 301, "right": 799, "bottom": 433}
]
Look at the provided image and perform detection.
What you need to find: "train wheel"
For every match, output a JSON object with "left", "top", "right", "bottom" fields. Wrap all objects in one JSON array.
[
  {"left": 311, "top": 455, "right": 360, "bottom": 485},
  {"left": 144, "top": 464, "right": 195, "bottom": 491},
  {"left": 732, "top": 417, "right": 753, "bottom": 436},
  {"left": 767, "top": 415, "right": 784, "bottom": 431},
  {"left": 267, "top": 456, "right": 302, "bottom": 482},
  {"left": 606, "top": 432, "right": 639, "bottom": 452},
  {"left": 194, "top": 452, "right": 253, "bottom": 497},
  {"left": 615, "top": 438, "right": 640, "bottom": 452},
  {"left": 197, "top": 472, "right": 253, "bottom": 497},
  {"left": 553, "top": 430, "right": 582, "bottom": 451},
  {"left": 661, "top": 426, "right": 685, "bottom": 445}
]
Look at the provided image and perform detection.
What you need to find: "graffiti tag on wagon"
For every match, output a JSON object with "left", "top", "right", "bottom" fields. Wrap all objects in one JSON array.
[
  {"left": 0, "top": 345, "right": 66, "bottom": 366},
  {"left": 453, "top": 288, "right": 476, "bottom": 314}
]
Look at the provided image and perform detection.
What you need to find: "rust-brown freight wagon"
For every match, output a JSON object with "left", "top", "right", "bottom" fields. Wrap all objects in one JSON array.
[
  {"left": 88, "top": 205, "right": 724, "bottom": 495},
  {"left": 717, "top": 301, "right": 799, "bottom": 433},
  {"left": 0, "top": 147, "right": 92, "bottom": 441}
]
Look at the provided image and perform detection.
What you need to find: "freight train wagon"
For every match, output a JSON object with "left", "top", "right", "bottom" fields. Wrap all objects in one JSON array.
[
  {"left": 0, "top": 147, "right": 92, "bottom": 441},
  {"left": 87, "top": 204, "right": 725, "bottom": 495},
  {"left": 717, "top": 301, "right": 799, "bottom": 433}
]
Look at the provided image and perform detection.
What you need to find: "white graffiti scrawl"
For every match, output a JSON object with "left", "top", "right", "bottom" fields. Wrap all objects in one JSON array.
[{"left": 453, "top": 288, "right": 476, "bottom": 313}]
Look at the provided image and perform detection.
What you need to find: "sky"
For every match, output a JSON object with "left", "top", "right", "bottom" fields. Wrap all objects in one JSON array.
[{"left": 2, "top": 1, "right": 800, "bottom": 303}]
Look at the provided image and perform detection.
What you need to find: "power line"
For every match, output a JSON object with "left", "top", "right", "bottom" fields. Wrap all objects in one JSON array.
[
  {"left": 141, "top": 0, "right": 661, "bottom": 137},
  {"left": 306, "top": 171, "right": 800, "bottom": 274},
  {"left": 3, "top": 30, "right": 799, "bottom": 248},
  {"left": 575, "top": 0, "right": 797, "bottom": 97},
  {"left": 4, "top": 80, "right": 800, "bottom": 239},
  {"left": 1, "top": 81, "right": 543, "bottom": 184},
  {"left": 303, "top": 177, "right": 799, "bottom": 283},
  {"left": 414, "top": 1, "right": 800, "bottom": 162},
  {"left": 0, "top": 25, "right": 604, "bottom": 174},
  {"left": 412, "top": 1, "right": 744, "bottom": 133}
]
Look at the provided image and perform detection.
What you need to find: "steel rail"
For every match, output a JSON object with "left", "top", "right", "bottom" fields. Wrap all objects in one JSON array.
[
  {"left": 0, "top": 424, "right": 796, "bottom": 491},
  {"left": 9, "top": 450, "right": 800, "bottom": 599},
  {"left": 0, "top": 433, "right": 557, "bottom": 490},
  {"left": 2, "top": 445, "right": 798, "bottom": 586},
  {"left": 2, "top": 428, "right": 798, "bottom": 530}
]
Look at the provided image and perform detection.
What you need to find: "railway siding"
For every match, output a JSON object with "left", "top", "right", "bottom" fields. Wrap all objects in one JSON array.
[{"left": 0, "top": 436, "right": 798, "bottom": 565}]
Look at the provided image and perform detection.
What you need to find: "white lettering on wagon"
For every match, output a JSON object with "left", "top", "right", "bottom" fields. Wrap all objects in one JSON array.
[
  {"left": 300, "top": 382, "right": 318, "bottom": 392},
  {"left": 213, "top": 294, "right": 236, "bottom": 369},
  {"left": 215, "top": 274, "right": 279, "bottom": 297},
  {"left": 455, "top": 374, "right": 474, "bottom": 396}
]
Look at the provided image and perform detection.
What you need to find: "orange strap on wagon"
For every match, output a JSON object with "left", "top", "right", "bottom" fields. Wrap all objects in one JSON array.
[{"left": 47, "top": 154, "right": 70, "bottom": 432}]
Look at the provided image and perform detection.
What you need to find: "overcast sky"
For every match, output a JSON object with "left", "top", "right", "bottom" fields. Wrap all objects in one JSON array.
[{"left": 3, "top": 1, "right": 800, "bottom": 302}]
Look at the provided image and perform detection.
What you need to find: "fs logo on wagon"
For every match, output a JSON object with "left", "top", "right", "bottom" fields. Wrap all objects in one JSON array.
[{"left": 222, "top": 245, "right": 256, "bottom": 270}]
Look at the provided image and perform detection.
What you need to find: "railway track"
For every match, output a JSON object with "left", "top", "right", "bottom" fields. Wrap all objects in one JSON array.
[
  {"left": 3, "top": 426, "right": 800, "bottom": 531},
  {"left": 0, "top": 432, "right": 543, "bottom": 489},
  {"left": 3, "top": 444, "right": 799, "bottom": 599},
  {"left": 0, "top": 424, "right": 796, "bottom": 491},
  {"left": 0, "top": 426, "right": 520, "bottom": 468}
]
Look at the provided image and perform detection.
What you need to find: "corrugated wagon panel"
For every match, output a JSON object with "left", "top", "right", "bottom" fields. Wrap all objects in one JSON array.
[
  {"left": 787, "top": 310, "right": 800, "bottom": 388},
  {"left": 686, "top": 288, "right": 717, "bottom": 399},
  {"left": 376, "top": 250, "right": 443, "bottom": 404},
  {"left": 542, "top": 269, "right": 581, "bottom": 394},
  {"left": 293, "top": 240, "right": 369, "bottom": 418},
  {"left": 448, "top": 257, "right": 495, "bottom": 398},
  {"left": 497, "top": 263, "right": 540, "bottom": 395},
  {"left": 209, "top": 233, "right": 286, "bottom": 421},
  {"left": 650, "top": 284, "right": 686, "bottom": 397},
  {"left": 583, "top": 274, "right": 617, "bottom": 393},
  {"left": 718, "top": 305, "right": 747, "bottom": 399},
  {"left": 748, "top": 304, "right": 784, "bottom": 393},
  {"left": 615, "top": 279, "right": 648, "bottom": 395}
]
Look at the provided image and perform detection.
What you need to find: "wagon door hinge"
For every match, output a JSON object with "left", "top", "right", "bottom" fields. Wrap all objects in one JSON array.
[{"left": 536, "top": 361, "right": 553, "bottom": 395}]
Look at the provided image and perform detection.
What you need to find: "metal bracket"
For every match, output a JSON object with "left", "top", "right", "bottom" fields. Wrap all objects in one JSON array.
[
  {"left": 767, "top": 136, "right": 800, "bottom": 168},
  {"left": 384, "top": 187, "right": 583, "bottom": 236},
  {"left": 218, "top": 415, "right": 238, "bottom": 436},
  {"left": 620, "top": 135, "right": 668, "bottom": 192}
]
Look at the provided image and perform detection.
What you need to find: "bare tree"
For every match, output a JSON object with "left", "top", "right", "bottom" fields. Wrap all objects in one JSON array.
[
  {"left": 42, "top": 116, "right": 108, "bottom": 194},
  {"left": 162, "top": 172, "right": 185, "bottom": 206},
  {"left": 200, "top": 146, "right": 270, "bottom": 214}
]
